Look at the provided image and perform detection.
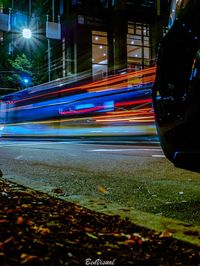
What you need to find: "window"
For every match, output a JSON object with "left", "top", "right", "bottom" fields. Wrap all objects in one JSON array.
[
  {"left": 127, "top": 22, "right": 151, "bottom": 70},
  {"left": 92, "top": 30, "right": 108, "bottom": 80}
]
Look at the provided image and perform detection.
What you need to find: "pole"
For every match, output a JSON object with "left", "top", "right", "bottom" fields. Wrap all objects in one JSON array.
[
  {"left": 46, "top": 14, "right": 51, "bottom": 81},
  {"left": 52, "top": 0, "right": 55, "bottom": 22},
  {"left": 156, "top": 0, "right": 161, "bottom": 16},
  {"left": 48, "top": 39, "right": 51, "bottom": 81},
  {"left": 29, "top": 0, "right": 31, "bottom": 17}
]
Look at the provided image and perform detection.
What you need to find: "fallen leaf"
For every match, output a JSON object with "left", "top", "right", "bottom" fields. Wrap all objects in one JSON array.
[
  {"left": 96, "top": 251, "right": 102, "bottom": 255},
  {"left": 21, "top": 204, "right": 32, "bottom": 209},
  {"left": 31, "top": 225, "right": 51, "bottom": 235},
  {"left": 132, "top": 234, "right": 143, "bottom": 245},
  {"left": 86, "top": 233, "right": 98, "bottom": 239},
  {"left": 17, "top": 216, "right": 24, "bottom": 225},
  {"left": 84, "top": 227, "right": 95, "bottom": 232},
  {"left": 26, "top": 219, "right": 34, "bottom": 226},
  {"left": 0, "top": 219, "right": 8, "bottom": 223},
  {"left": 0, "top": 243, "right": 4, "bottom": 250},
  {"left": 160, "top": 230, "right": 172, "bottom": 238},
  {"left": 112, "top": 233, "right": 122, "bottom": 237},
  {"left": 20, "top": 253, "right": 38, "bottom": 264},
  {"left": 104, "top": 243, "right": 119, "bottom": 248},
  {"left": 6, "top": 209, "right": 19, "bottom": 214},
  {"left": 0, "top": 236, "right": 15, "bottom": 250},
  {"left": 98, "top": 185, "right": 109, "bottom": 194},
  {"left": 4, "top": 236, "right": 14, "bottom": 244},
  {"left": 124, "top": 239, "right": 135, "bottom": 246},
  {"left": 51, "top": 188, "right": 64, "bottom": 194},
  {"left": 121, "top": 208, "right": 130, "bottom": 212}
]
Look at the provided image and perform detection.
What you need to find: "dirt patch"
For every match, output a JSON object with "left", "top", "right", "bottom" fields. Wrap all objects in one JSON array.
[{"left": 0, "top": 178, "right": 199, "bottom": 265}]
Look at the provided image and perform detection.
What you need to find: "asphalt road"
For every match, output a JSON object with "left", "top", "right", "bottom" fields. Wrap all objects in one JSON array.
[{"left": 0, "top": 139, "right": 199, "bottom": 226}]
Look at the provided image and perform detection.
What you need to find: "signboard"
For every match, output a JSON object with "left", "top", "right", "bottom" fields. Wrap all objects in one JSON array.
[
  {"left": 46, "top": 21, "right": 61, "bottom": 40},
  {"left": 0, "top": 13, "right": 10, "bottom": 31}
]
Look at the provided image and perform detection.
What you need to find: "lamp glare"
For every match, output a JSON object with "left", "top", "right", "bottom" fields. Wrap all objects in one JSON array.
[{"left": 22, "top": 28, "right": 32, "bottom": 39}]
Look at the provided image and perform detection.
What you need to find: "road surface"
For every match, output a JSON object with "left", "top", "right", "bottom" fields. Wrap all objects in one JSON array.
[{"left": 0, "top": 139, "right": 199, "bottom": 226}]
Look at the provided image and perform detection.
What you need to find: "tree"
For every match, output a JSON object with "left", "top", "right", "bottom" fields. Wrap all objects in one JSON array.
[
  {"left": 0, "top": 52, "right": 48, "bottom": 91},
  {"left": 7, "top": 53, "right": 33, "bottom": 89}
]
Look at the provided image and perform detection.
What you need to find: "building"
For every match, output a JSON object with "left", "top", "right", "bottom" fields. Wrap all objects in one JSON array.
[{"left": 0, "top": 0, "right": 171, "bottom": 92}]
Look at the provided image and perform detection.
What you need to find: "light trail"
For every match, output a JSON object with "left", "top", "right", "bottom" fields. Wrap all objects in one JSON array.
[
  {"left": 4, "top": 67, "right": 156, "bottom": 105},
  {"left": 0, "top": 66, "right": 157, "bottom": 138}
]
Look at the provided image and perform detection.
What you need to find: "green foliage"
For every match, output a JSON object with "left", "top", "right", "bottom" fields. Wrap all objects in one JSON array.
[
  {"left": 0, "top": 51, "right": 48, "bottom": 91},
  {"left": 9, "top": 54, "right": 32, "bottom": 76},
  {"left": 7, "top": 54, "right": 33, "bottom": 89}
]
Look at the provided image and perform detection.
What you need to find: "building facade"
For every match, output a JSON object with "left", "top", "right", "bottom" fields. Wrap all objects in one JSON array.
[{"left": 0, "top": 0, "right": 171, "bottom": 92}]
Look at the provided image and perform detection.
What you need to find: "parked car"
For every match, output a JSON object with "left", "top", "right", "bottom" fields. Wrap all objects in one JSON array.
[{"left": 153, "top": 0, "right": 200, "bottom": 171}]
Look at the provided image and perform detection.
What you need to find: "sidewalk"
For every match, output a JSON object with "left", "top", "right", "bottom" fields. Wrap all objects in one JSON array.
[{"left": 0, "top": 176, "right": 199, "bottom": 266}]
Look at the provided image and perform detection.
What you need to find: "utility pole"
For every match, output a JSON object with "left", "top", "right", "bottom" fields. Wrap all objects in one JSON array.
[
  {"left": 48, "top": 38, "right": 51, "bottom": 81},
  {"left": 52, "top": 0, "right": 55, "bottom": 22},
  {"left": 29, "top": 0, "right": 32, "bottom": 17},
  {"left": 46, "top": 15, "right": 51, "bottom": 82}
]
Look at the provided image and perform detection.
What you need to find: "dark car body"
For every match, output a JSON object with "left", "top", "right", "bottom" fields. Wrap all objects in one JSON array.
[{"left": 153, "top": 0, "right": 200, "bottom": 171}]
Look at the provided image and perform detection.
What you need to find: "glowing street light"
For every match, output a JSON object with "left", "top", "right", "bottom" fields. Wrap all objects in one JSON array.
[
  {"left": 24, "top": 78, "right": 29, "bottom": 84},
  {"left": 22, "top": 77, "right": 31, "bottom": 88},
  {"left": 22, "top": 28, "right": 32, "bottom": 39}
]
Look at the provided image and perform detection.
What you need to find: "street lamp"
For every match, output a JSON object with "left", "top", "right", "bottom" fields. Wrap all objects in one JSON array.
[
  {"left": 22, "top": 76, "right": 31, "bottom": 88},
  {"left": 22, "top": 28, "right": 32, "bottom": 39},
  {"left": 24, "top": 78, "right": 29, "bottom": 84}
]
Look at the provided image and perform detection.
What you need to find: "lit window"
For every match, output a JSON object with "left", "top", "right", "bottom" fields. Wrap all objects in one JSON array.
[
  {"left": 127, "top": 22, "right": 150, "bottom": 70},
  {"left": 92, "top": 31, "right": 108, "bottom": 80}
]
